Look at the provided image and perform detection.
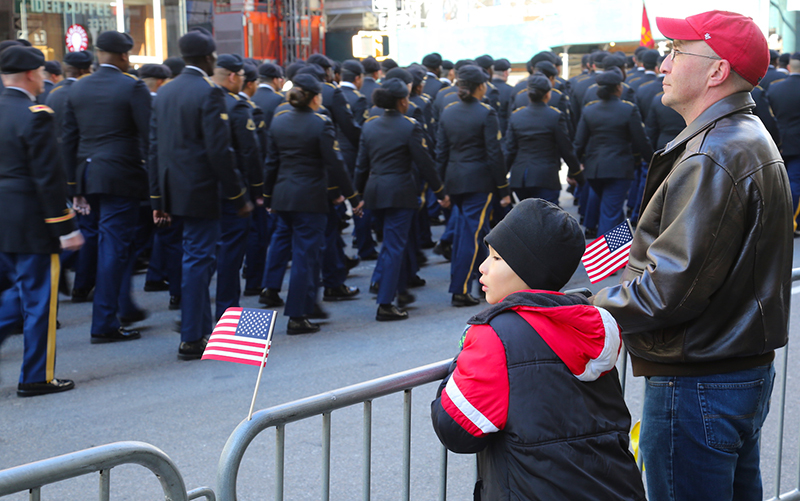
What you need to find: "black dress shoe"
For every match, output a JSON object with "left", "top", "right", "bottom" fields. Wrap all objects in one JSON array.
[
  {"left": 309, "top": 303, "right": 329, "bottom": 319},
  {"left": 287, "top": 317, "right": 320, "bottom": 335},
  {"left": 420, "top": 240, "right": 436, "bottom": 249},
  {"left": 369, "top": 282, "right": 380, "bottom": 294},
  {"left": 323, "top": 284, "right": 360, "bottom": 301},
  {"left": 346, "top": 255, "right": 361, "bottom": 270},
  {"left": 408, "top": 275, "right": 426, "bottom": 288},
  {"left": 119, "top": 309, "right": 148, "bottom": 326},
  {"left": 397, "top": 292, "right": 415, "bottom": 307},
  {"left": 143, "top": 280, "right": 169, "bottom": 292},
  {"left": 91, "top": 327, "right": 141, "bottom": 344},
  {"left": 376, "top": 304, "right": 408, "bottom": 321},
  {"left": 452, "top": 293, "right": 480, "bottom": 307},
  {"left": 169, "top": 296, "right": 181, "bottom": 310},
  {"left": 416, "top": 250, "right": 428, "bottom": 265},
  {"left": 243, "top": 287, "right": 263, "bottom": 296},
  {"left": 17, "top": 378, "right": 75, "bottom": 397},
  {"left": 433, "top": 241, "right": 452, "bottom": 261},
  {"left": 259, "top": 288, "right": 285, "bottom": 307},
  {"left": 178, "top": 336, "right": 208, "bottom": 360},
  {"left": 71, "top": 287, "right": 93, "bottom": 303},
  {"left": 361, "top": 250, "right": 379, "bottom": 261}
]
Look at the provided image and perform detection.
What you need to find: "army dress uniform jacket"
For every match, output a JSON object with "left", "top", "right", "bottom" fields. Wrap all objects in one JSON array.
[
  {"left": 44, "top": 78, "right": 76, "bottom": 143},
  {"left": 435, "top": 98, "right": 509, "bottom": 198},
  {"left": 491, "top": 78, "right": 514, "bottom": 133},
  {"left": 321, "top": 81, "right": 361, "bottom": 149},
  {"left": 644, "top": 93, "right": 685, "bottom": 151},
  {"left": 361, "top": 76, "right": 380, "bottom": 108},
  {"left": 574, "top": 97, "right": 653, "bottom": 180},
  {"left": 240, "top": 93, "right": 269, "bottom": 163},
  {"left": 354, "top": 110, "right": 444, "bottom": 210},
  {"left": 766, "top": 75, "right": 800, "bottom": 157},
  {"left": 148, "top": 67, "right": 246, "bottom": 219},
  {"left": 62, "top": 65, "right": 152, "bottom": 200},
  {"left": 224, "top": 91, "right": 263, "bottom": 198},
  {"left": 0, "top": 89, "right": 76, "bottom": 254},
  {"left": 504, "top": 102, "right": 581, "bottom": 191},
  {"left": 422, "top": 74, "right": 445, "bottom": 102},
  {"left": 251, "top": 85, "right": 285, "bottom": 132},
  {"left": 339, "top": 83, "right": 368, "bottom": 175},
  {"left": 263, "top": 106, "right": 357, "bottom": 213}
]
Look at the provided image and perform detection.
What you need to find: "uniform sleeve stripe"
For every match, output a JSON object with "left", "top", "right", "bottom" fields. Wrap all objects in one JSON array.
[
  {"left": 45, "top": 211, "right": 75, "bottom": 224},
  {"left": 227, "top": 188, "right": 246, "bottom": 200},
  {"left": 443, "top": 376, "right": 500, "bottom": 435}
]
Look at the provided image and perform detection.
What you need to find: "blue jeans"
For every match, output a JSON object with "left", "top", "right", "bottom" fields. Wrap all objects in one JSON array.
[
  {"left": 641, "top": 364, "right": 776, "bottom": 501},
  {"left": 784, "top": 155, "right": 800, "bottom": 229}
]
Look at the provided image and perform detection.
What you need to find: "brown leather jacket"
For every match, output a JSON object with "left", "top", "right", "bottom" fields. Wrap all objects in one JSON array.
[{"left": 594, "top": 92, "right": 793, "bottom": 376}]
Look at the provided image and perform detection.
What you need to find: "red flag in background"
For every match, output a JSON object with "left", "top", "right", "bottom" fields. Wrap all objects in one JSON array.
[{"left": 641, "top": 3, "right": 655, "bottom": 48}]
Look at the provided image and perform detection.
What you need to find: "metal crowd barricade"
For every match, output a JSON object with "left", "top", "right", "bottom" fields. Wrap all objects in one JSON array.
[{"left": 0, "top": 441, "right": 215, "bottom": 501}]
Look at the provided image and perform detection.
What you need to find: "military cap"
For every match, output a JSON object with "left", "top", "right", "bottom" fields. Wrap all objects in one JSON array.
[
  {"left": 139, "top": 63, "right": 171, "bottom": 79},
  {"left": 332, "top": 60, "right": 342, "bottom": 75},
  {"left": 769, "top": 49, "right": 780, "bottom": 62},
  {"left": 0, "top": 40, "right": 23, "bottom": 54},
  {"left": 441, "top": 59, "right": 454, "bottom": 70},
  {"left": 179, "top": 27, "right": 216, "bottom": 58},
  {"left": 258, "top": 63, "right": 283, "bottom": 79},
  {"left": 95, "top": 30, "right": 134, "bottom": 53},
  {"left": 454, "top": 59, "right": 476, "bottom": 70},
  {"left": 407, "top": 65, "right": 426, "bottom": 87},
  {"left": 527, "top": 74, "right": 551, "bottom": 93},
  {"left": 529, "top": 50, "right": 558, "bottom": 67},
  {"left": 596, "top": 66, "right": 623, "bottom": 86},
  {"left": 603, "top": 53, "right": 627, "bottom": 70},
  {"left": 591, "top": 51, "right": 609, "bottom": 65},
  {"left": 163, "top": 56, "right": 185, "bottom": 76},
  {"left": 580, "top": 54, "right": 591, "bottom": 66},
  {"left": 779, "top": 52, "right": 791, "bottom": 65},
  {"left": 44, "top": 60, "right": 62, "bottom": 75},
  {"left": 493, "top": 58, "right": 511, "bottom": 72},
  {"left": 534, "top": 60, "right": 557, "bottom": 78},
  {"left": 634, "top": 45, "right": 648, "bottom": 59},
  {"left": 292, "top": 73, "right": 323, "bottom": 94},
  {"left": 64, "top": 50, "right": 93, "bottom": 69},
  {"left": 285, "top": 61, "right": 306, "bottom": 80},
  {"left": 0, "top": 46, "right": 45, "bottom": 74},
  {"left": 362, "top": 56, "right": 380, "bottom": 73},
  {"left": 384, "top": 67, "right": 412, "bottom": 84},
  {"left": 791, "top": 52, "right": 800, "bottom": 61},
  {"left": 244, "top": 57, "right": 260, "bottom": 67},
  {"left": 381, "top": 58, "right": 398, "bottom": 71},
  {"left": 475, "top": 54, "right": 494, "bottom": 70},
  {"left": 243, "top": 62, "right": 258, "bottom": 82},
  {"left": 382, "top": 77, "right": 409, "bottom": 98},
  {"left": 422, "top": 52, "right": 442, "bottom": 68},
  {"left": 217, "top": 53, "right": 244, "bottom": 72},
  {"left": 641, "top": 49, "right": 659, "bottom": 68},
  {"left": 457, "top": 64, "right": 487, "bottom": 84},
  {"left": 341, "top": 59, "right": 364, "bottom": 76},
  {"left": 306, "top": 54, "right": 332, "bottom": 68},
  {"left": 296, "top": 63, "right": 326, "bottom": 81}
]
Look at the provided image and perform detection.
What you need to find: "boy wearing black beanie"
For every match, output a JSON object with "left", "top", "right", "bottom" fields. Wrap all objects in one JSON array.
[{"left": 431, "top": 198, "right": 645, "bottom": 500}]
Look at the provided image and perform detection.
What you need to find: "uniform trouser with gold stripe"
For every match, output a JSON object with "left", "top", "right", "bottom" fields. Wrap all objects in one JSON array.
[
  {"left": 448, "top": 192, "right": 493, "bottom": 295},
  {"left": 0, "top": 253, "right": 59, "bottom": 384}
]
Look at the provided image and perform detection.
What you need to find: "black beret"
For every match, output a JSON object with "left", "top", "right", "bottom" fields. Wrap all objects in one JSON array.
[
  {"left": 475, "top": 54, "right": 494, "bottom": 70},
  {"left": 581, "top": 54, "right": 591, "bottom": 66},
  {"left": 361, "top": 56, "right": 380, "bottom": 73},
  {"left": 44, "top": 60, "right": 62, "bottom": 75},
  {"left": 454, "top": 59, "right": 475, "bottom": 70},
  {"left": 596, "top": 66, "right": 623, "bottom": 86},
  {"left": 381, "top": 77, "right": 409, "bottom": 98},
  {"left": 179, "top": 27, "right": 216, "bottom": 58},
  {"left": 258, "top": 62, "right": 283, "bottom": 79},
  {"left": 243, "top": 62, "right": 257, "bottom": 82},
  {"left": 534, "top": 60, "right": 557, "bottom": 78},
  {"left": 95, "top": 30, "right": 134, "bottom": 53},
  {"left": 408, "top": 65, "right": 425, "bottom": 87},
  {"left": 216, "top": 53, "right": 244, "bottom": 72},
  {"left": 306, "top": 54, "right": 331, "bottom": 68},
  {"left": 162, "top": 56, "right": 185, "bottom": 76},
  {"left": 591, "top": 51, "right": 609, "bottom": 65},
  {"left": 441, "top": 59, "right": 454, "bottom": 70},
  {"left": 139, "top": 63, "right": 171, "bottom": 79},
  {"left": 529, "top": 51, "right": 557, "bottom": 67},
  {"left": 603, "top": 53, "right": 626, "bottom": 70},
  {"left": 64, "top": 50, "right": 93, "bottom": 69},
  {"left": 296, "top": 63, "right": 326, "bottom": 81},
  {"left": 493, "top": 58, "right": 511, "bottom": 72},
  {"left": 332, "top": 61, "right": 342, "bottom": 74},
  {"left": 341, "top": 59, "right": 364, "bottom": 75},
  {"left": 292, "top": 73, "right": 323, "bottom": 94},
  {"left": 634, "top": 45, "right": 648, "bottom": 58},
  {"left": 0, "top": 40, "right": 23, "bottom": 55},
  {"left": 791, "top": 52, "right": 800, "bottom": 61},
  {"left": 0, "top": 46, "right": 45, "bottom": 74},
  {"left": 457, "top": 64, "right": 487, "bottom": 84},
  {"left": 779, "top": 52, "right": 791, "bottom": 65},
  {"left": 656, "top": 55, "right": 667, "bottom": 66},
  {"left": 244, "top": 57, "right": 260, "bottom": 67},
  {"left": 641, "top": 49, "right": 659, "bottom": 68},
  {"left": 384, "top": 67, "right": 412, "bottom": 84},
  {"left": 527, "top": 74, "right": 551, "bottom": 94},
  {"left": 422, "top": 52, "right": 442, "bottom": 67},
  {"left": 381, "top": 58, "right": 398, "bottom": 71},
  {"left": 769, "top": 49, "right": 780, "bottom": 61},
  {"left": 285, "top": 61, "right": 306, "bottom": 80}
]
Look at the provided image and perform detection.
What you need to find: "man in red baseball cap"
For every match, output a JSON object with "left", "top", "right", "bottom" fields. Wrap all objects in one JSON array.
[{"left": 592, "top": 10, "right": 792, "bottom": 500}]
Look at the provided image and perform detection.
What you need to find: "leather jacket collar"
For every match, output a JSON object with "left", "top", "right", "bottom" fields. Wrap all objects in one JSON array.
[{"left": 663, "top": 92, "right": 755, "bottom": 155}]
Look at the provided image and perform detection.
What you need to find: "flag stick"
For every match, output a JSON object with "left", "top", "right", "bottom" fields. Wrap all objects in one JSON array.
[{"left": 247, "top": 311, "right": 277, "bottom": 421}]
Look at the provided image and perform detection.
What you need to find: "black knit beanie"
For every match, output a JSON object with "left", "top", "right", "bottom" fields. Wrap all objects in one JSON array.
[{"left": 484, "top": 199, "right": 584, "bottom": 291}]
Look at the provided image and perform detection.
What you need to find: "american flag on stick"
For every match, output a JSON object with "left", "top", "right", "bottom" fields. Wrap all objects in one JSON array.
[
  {"left": 582, "top": 221, "right": 634, "bottom": 283},
  {"left": 202, "top": 308, "right": 276, "bottom": 367}
]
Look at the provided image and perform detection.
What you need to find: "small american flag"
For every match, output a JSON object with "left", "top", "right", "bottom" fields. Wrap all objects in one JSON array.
[
  {"left": 202, "top": 308, "right": 276, "bottom": 367},
  {"left": 582, "top": 221, "right": 634, "bottom": 283}
]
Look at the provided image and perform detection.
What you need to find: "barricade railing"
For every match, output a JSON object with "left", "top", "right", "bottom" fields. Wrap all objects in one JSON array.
[{"left": 0, "top": 441, "right": 215, "bottom": 501}]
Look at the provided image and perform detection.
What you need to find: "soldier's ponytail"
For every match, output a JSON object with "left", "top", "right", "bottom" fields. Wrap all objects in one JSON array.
[{"left": 287, "top": 87, "right": 316, "bottom": 108}]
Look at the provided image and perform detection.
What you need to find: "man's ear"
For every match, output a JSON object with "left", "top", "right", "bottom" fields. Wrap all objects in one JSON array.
[{"left": 707, "top": 59, "right": 731, "bottom": 89}]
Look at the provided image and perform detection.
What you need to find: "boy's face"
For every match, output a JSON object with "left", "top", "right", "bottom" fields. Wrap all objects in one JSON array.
[{"left": 478, "top": 245, "right": 530, "bottom": 304}]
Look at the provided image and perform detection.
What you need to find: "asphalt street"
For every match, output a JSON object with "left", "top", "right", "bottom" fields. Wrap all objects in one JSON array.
[{"left": 2, "top": 187, "right": 800, "bottom": 500}]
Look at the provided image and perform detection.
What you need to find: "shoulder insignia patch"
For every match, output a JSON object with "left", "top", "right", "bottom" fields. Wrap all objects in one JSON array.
[
  {"left": 421, "top": 137, "right": 428, "bottom": 149},
  {"left": 549, "top": 106, "right": 562, "bottom": 114},
  {"left": 259, "top": 121, "right": 266, "bottom": 128},
  {"left": 496, "top": 131, "right": 502, "bottom": 140},
  {"left": 220, "top": 113, "right": 229, "bottom": 121},
  {"left": 29, "top": 105, "right": 54, "bottom": 114},
  {"left": 333, "top": 140, "right": 340, "bottom": 151},
  {"left": 246, "top": 118, "right": 256, "bottom": 131}
]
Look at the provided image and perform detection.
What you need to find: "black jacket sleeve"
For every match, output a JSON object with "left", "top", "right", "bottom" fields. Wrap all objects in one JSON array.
[{"left": 204, "top": 87, "right": 246, "bottom": 209}]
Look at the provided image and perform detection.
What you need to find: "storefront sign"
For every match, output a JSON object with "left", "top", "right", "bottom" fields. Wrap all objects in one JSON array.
[
  {"left": 65, "top": 24, "right": 88, "bottom": 52},
  {"left": 28, "top": 0, "right": 113, "bottom": 17}
]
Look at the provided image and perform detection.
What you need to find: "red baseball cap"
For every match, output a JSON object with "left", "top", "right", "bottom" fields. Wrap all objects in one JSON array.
[{"left": 656, "top": 10, "right": 769, "bottom": 86}]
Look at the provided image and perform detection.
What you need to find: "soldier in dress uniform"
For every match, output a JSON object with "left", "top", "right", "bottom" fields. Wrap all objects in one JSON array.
[
  {"left": 628, "top": 49, "right": 659, "bottom": 92},
  {"left": 36, "top": 60, "right": 62, "bottom": 104},
  {"left": 580, "top": 54, "right": 636, "bottom": 112},
  {"left": 760, "top": 50, "right": 785, "bottom": 90},
  {"left": 422, "top": 52, "right": 445, "bottom": 101},
  {"left": 0, "top": 46, "right": 84, "bottom": 396},
  {"left": 778, "top": 52, "right": 791, "bottom": 75},
  {"left": 62, "top": 31, "right": 151, "bottom": 343},
  {"left": 634, "top": 56, "right": 665, "bottom": 120},
  {"left": 0, "top": 41, "right": 24, "bottom": 93},
  {"left": 440, "top": 60, "right": 455, "bottom": 85},
  {"left": 360, "top": 56, "right": 381, "bottom": 108},
  {"left": 252, "top": 63, "right": 285, "bottom": 132},
  {"left": 139, "top": 64, "right": 171, "bottom": 95},
  {"left": 475, "top": 54, "right": 501, "bottom": 112},
  {"left": 491, "top": 58, "right": 513, "bottom": 134},
  {"left": 381, "top": 58, "right": 398, "bottom": 77},
  {"left": 148, "top": 28, "right": 251, "bottom": 359},
  {"left": 626, "top": 46, "right": 649, "bottom": 88},
  {"left": 511, "top": 61, "right": 573, "bottom": 137},
  {"left": 570, "top": 51, "right": 608, "bottom": 124},
  {"left": 162, "top": 57, "right": 185, "bottom": 82}
]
